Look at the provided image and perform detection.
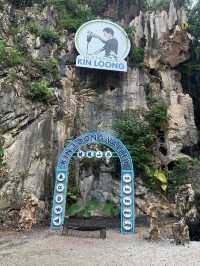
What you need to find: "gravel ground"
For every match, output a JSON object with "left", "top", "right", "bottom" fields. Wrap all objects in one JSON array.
[{"left": 0, "top": 227, "right": 200, "bottom": 266}]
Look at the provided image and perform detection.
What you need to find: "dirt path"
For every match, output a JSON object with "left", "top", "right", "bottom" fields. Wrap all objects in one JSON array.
[{"left": 0, "top": 227, "right": 200, "bottom": 266}]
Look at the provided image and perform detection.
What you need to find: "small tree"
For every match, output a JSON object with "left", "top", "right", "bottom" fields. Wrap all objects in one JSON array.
[{"left": 114, "top": 111, "right": 156, "bottom": 176}]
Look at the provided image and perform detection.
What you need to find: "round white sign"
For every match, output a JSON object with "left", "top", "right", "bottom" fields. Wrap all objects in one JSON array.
[
  {"left": 123, "top": 208, "right": 132, "bottom": 218},
  {"left": 57, "top": 173, "right": 65, "bottom": 182},
  {"left": 55, "top": 194, "right": 64, "bottom": 204},
  {"left": 123, "top": 185, "right": 132, "bottom": 195},
  {"left": 75, "top": 20, "right": 130, "bottom": 60},
  {"left": 54, "top": 205, "right": 63, "bottom": 215},
  {"left": 123, "top": 196, "right": 132, "bottom": 206},
  {"left": 56, "top": 183, "right": 64, "bottom": 193},
  {"left": 123, "top": 220, "right": 132, "bottom": 231},
  {"left": 95, "top": 151, "right": 103, "bottom": 158},
  {"left": 123, "top": 174, "right": 132, "bottom": 183},
  {"left": 53, "top": 216, "right": 62, "bottom": 227}
]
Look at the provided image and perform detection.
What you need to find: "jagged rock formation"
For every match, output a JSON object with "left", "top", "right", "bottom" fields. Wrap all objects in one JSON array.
[
  {"left": 0, "top": 1, "right": 199, "bottom": 228},
  {"left": 174, "top": 184, "right": 200, "bottom": 242},
  {"left": 18, "top": 193, "right": 39, "bottom": 231},
  {"left": 131, "top": 2, "right": 198, "bottom": 163}
]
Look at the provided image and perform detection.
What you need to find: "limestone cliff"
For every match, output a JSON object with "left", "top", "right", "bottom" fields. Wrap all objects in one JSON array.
[{"left": 0, "top": 0, "right": 198, "bottom": 227}]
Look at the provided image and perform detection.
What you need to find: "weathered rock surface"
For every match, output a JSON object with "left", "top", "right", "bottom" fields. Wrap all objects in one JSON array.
[
  {"left": 0, "top": 1, "right": 198, "bottom": 228},
  {"left": 174, "top": 184, "right": 200, "bottom": 241},
  {"left": 131, "top": 1, "right": 192, "bottom": 68}
]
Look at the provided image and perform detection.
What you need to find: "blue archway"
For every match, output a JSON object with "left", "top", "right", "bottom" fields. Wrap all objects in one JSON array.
[{"left": 51, "top": 132, "right": 135, "bottom": 234}]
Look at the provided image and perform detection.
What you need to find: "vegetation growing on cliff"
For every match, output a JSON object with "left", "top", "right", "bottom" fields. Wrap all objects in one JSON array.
[
  {"left": 113, "top": 98, "right": 193, "bottom": 198},
  {"left": 30, "top": 80, "right": 54, "bottom": 102},
  {"left": 114, "top": 110, "right": 156, "bottom": 176},
  {"left": 0, "top": 147, "right": 5, "bottom": 168},
  {"left": 48, "top": 0, "right": 95, "bottom": 32},
  {"left": 0, "top": 40, "right": 24, "bottom": 67}
]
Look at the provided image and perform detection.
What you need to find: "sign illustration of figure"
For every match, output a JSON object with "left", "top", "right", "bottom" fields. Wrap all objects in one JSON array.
[
  {"left": 75, "top": 20, "right": 131, "bottom": 72},
  {"left": 87, "top": 27, "right": 118, "bottom": 60}
]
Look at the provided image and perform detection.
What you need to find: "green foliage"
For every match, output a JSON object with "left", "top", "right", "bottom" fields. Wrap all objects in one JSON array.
[
  {"left": 35, "top": 58, "right": 59, "bottom": 78},
  {"left": 67, "top": 199, "right": 119, "bottom": 218},
  {"left": 101, "top": 201, "right": 120, "bottom": 217},
  {"left": 7, "top": 48, "right": 24, "bottom": 66},
  {"left": 86, "top": 0, "right": 107, "bottom": 15},
  {"left": 0, "top": 147, "right": 5, "bottom": 168},
  {"left": 67, "top": 202, "right": 83, "bottom": 217},
  {"left": 145, "top": 98, "right": 168, "bottom": 130},
  {"left": 178, "top": 63, "right": 200, "bottom": 74},
  {"left": 28, "top": 21, "right": 41, "bottom": 35},
  {"left": 132, "top": 47, "right": 144, "bottom": 66},
  {"left": 27, "top": 22, "right": 60, "bottom": 45},
  {"left": 150, "top": 169, "right": 168, "bottom": 192},
  {"left": 114, "top": 111, "right": 156, "bottom": 175},
  {"left": 125, "top": 26, "right": 135, "bottom": 39},
  {"left": 48, "top": 0, "right": 95, "bottom": 32},
  {"left": 40, "top": 29, "right": 60, "bottom": 44},
  {"left": 0, "top": 40, "right": 24, "bottom": 66},
  {"left": 0, "top": 40, "right": 6, "bottom": 64},
  {"left": 30, "top": 80, "right": 53, "bottom": 102},
  {"left": 67, "top": 188, "right": 78, "bottom": 204},
  {"left": 67, "top": 199, "right": 98, "bottom": 218},
  {"left": 152, "top": 169, "right": 168, "bottom": 191},
  {"left": 167, "top": 159, "right": 191, "bottom": 199},
  {"left": 114, "top": 97, "right": 168, "bottom": 177}
]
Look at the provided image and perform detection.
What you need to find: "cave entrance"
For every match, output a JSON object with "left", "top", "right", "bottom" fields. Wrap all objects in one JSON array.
[{"left": 50, "top": 132, "right": 135, "bottom": 235}]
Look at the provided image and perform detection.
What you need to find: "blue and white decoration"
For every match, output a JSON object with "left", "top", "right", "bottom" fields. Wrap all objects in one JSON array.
[
  {"left": 77, "top": 150, "right": 112, "bottom": 159},
  {"left": 75, "top": 20, "right": 131, "bottom": 72},
  {"left": 51, "top": 132, "right": 135, "bottom": 235}
]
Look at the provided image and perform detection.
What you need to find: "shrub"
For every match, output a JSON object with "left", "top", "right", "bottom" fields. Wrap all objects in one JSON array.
[
  {"left": 7, "top": 48, "right": 24, "bottom": 66},
  {"left": 114, "top": 98, "right": 168, "bottom": 177},
  {"left": 0, "top": 40, "right": 6, "bottom": 64},
  {"left": 86, "top": 0, "right": 107, "bottom": 15},
  {"left": 30, "top": 80, "right": 53, "bottom": 102},
  {"left": 67, "top": 199, "right": 98, "bottom": 218},
  {"left": 0, "top": 147, "right": 5, "bottom": 168},
  {"left": 49, "top": 0, "right": 95, "bottom": 32},
  {"left": 167, "top": 159, "right": 191, "bottom": 199},
  {"left": 0, "top": 41, "right": 24, "bottom": 66},
  {"left": 28, "top": 21, "right": 41, "bottom": 35},
  {"left": 36, "top": 58, "right": 59, "bottom": 78},
  {"left": 145, "top": 98, "right": 168, "bottom": 130},
  {"left": 125, "top": 26, "right": 135, "bottom": 39},
  {"left": 114, "top": 111, "right": 156, "bottom": 175},
  {"left": 67, "top": 199, "right": 119, "bottom": 218},
  {"left": 132, "top": 47, "right": 144, "bottom": 65},
  {"left": 40, "top": 29, "right": 60, "bottom": 44},
  {"left": 102, "top": 201, "right": 120, "bottom": 217}
]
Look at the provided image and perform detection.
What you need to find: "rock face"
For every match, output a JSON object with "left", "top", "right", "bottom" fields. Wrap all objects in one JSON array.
[
  {"left": 18, "top": 194, "right": 39, "bottom": 231},
  {"left": 174, "top": 184, "right": 200, "bottom": 242},
  {"left": 0, "top": 1, "right": 198, "bottom": 227},
  {"left": 131, "top": 1, "right": 192, "bottom": 68},
  {"left": 160, "top": 70, "right": 198, "bottom": 162}
]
